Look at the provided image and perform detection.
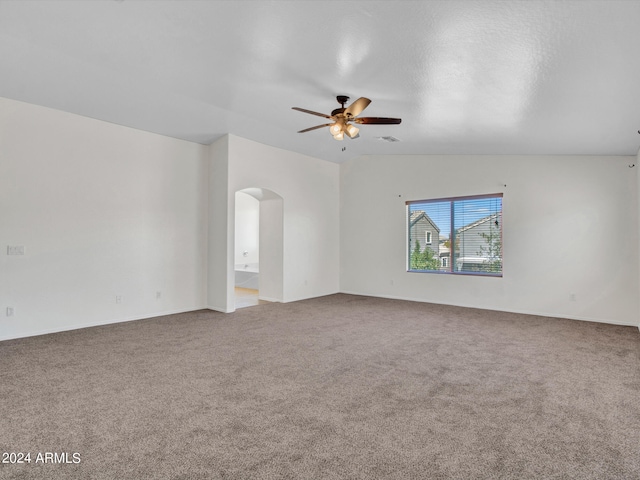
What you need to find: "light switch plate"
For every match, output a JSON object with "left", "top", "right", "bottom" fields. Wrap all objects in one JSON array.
[{"left": 7, "top": 246, "right": 25, "bottom": 255}]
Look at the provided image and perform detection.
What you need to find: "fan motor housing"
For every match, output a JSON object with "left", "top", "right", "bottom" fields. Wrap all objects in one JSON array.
[{"left": 333, "top": 95, "right": 350, "bottom": 117}]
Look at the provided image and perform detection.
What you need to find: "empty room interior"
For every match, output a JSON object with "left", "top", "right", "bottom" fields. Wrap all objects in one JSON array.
[{"left": 1, "top": 1, "right": 640, "bottom": 479}]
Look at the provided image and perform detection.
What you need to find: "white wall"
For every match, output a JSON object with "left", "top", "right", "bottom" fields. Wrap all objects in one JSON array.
[
  {"left": 227, "top": 135, "right": 340, "bottom": 306},
  {"left": 637, "top": 148, "right": 640, "bottom": 329},
  {"left": 0, "top": 97, "right": 209, "bottom": 341},
  {"left": 258, "top": 193, "right": 284, "bottom": 302},
  {"left": 206, "top": 136, "right": 231, "bottom": 312},
  {"left": 1, "top": 103, "right": 338, "bottom": 333},
  {"left": 3, "top": 95, "right": 636, "bottom": 340},
  {"left": 234, "top": 192, "right": 259, "bottom": 266},
  {"left": 341, "top": 154, "right": 639, "bottom": 326}
]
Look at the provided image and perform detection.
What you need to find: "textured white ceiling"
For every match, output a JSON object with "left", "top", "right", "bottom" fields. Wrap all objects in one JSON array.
[{"left": 1, "top": 0, "right": 640, "bottom": 163}]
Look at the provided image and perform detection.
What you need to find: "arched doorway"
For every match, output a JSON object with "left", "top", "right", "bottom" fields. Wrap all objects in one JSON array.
[{"left": 234, "top": 188, "right": 283, "bottom": 308}]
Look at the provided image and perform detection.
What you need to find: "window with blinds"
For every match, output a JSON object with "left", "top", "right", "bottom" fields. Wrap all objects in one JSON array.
[{"left": 407, "top": 193, "right": 503, "bottom": 276}]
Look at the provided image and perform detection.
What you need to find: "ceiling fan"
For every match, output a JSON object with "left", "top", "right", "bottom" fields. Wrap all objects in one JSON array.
[{"left": 292, "top": 95, "right": 401, "bottom": 140}]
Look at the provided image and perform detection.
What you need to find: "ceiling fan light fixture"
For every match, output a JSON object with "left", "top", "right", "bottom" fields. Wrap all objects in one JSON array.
[
  {"left": 329, "top": 123, "right": 342, "bottom": 135},
  {"left": 345, "top": 124, "right": 359, "bottom": 138},
  {"left": 332, "top": 131, "right": 344, "bottom": 141}
]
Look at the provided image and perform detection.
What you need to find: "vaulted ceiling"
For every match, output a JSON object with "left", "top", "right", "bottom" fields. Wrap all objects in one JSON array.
[{"left": 2, "top": 0, "right": 640, "bottom": 163}]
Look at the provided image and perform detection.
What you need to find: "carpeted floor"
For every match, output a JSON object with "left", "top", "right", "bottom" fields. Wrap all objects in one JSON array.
[{"left": 1, "top": 294, "right": 639, "bottom": 479}]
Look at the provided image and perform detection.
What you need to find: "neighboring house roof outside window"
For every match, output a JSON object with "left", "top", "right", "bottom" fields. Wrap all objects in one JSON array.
[
  {"left": 456, "top": 213, "right": 501, "bottom": 234},
  {"left": 409, "top": 211, "right": 440, "bottom": 232}
]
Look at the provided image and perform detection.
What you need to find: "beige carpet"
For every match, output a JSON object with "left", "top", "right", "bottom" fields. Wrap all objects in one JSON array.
[{"left": 1, "top": 294, "right": 639, "bottom": 479}]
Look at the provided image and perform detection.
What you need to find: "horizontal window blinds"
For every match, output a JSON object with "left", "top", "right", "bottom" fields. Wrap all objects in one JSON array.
[{"left": 407, "top": 194, "right": 503, "bottom": 276}]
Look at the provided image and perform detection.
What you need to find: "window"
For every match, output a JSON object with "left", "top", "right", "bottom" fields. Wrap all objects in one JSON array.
[{"left": 407, "top": 193, "right": 502, "bottom": 276}]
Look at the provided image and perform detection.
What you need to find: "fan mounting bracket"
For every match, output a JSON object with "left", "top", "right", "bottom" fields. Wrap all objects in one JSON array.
[{"left": 336, "top": 95, "right": 349, "bottom": 106}]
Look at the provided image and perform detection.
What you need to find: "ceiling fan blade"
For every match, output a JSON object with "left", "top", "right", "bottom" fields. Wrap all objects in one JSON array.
[
  {"left": 298, "top": 123, "right": 332, "bottom": 133},
  {"left": 344, "top": 97, "right": 371, "bottom": 117},
  {"left": 354, "top": 117, "right": 402, "bottom": 125},
  {"left": 292, "top": 107, "right": 332, "bottom": 119}
]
